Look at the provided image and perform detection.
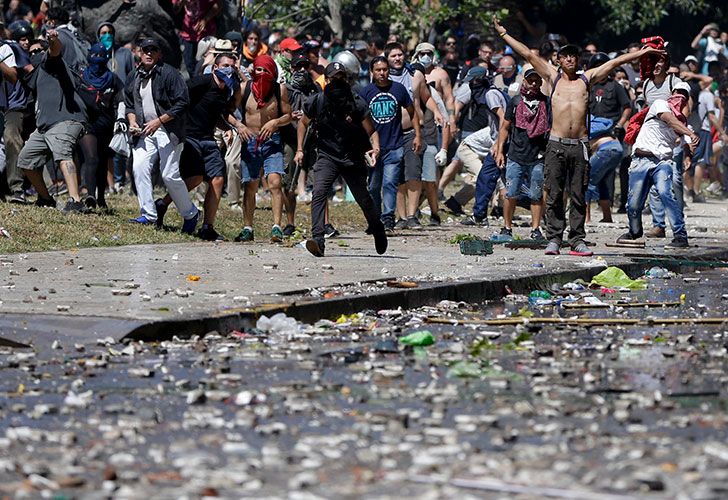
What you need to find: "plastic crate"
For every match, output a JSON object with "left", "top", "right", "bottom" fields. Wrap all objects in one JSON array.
[{"left": 459, "top": 239, "right": 493, "bottom": 255}]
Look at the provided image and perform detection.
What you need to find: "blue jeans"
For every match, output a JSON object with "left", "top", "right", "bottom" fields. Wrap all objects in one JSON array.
[
  {"left": 586, "top": 140, "right": 622, "bottom": 202},
  {"left": 368, "top": 146, "right": 404, "bottom": 224},
  {"left": 180, "top": 38, "right": 198, "bottom": 77},
  {"left": 649, "top": 149, "right": 684, "bottom": 229},
  {"left": 627, "top": 157, "right": 686, "bottom": 239},
  {"left": 472, "top": 153, "right": 499, "bottom": 219},
  {"left": 505, "top": 159, "right": 544, "bottom": 200}
]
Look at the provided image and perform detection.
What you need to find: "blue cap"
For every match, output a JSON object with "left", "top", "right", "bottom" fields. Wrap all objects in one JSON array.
[{"left": 464, "top": 66, "right": 487, "bottom": 82}]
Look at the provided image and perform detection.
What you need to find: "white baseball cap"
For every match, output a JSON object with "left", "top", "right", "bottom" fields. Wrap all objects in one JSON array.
[
  {"left": 673, "top": 81, "right": 691, "bottom": 94},
  {"left": 684, "top": 55, "right": 698, "bottom": 64}
]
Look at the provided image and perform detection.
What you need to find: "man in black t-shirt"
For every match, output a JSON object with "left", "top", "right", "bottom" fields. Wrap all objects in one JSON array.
[
  {"left": 494, "top": 69, "right": 549, "bottom": 240},
  {"left": 154, "top": 53, "right": 240, "bottom": 241},
  {"left": 294, "top": 62, "right": 387, "bottom": 257}
]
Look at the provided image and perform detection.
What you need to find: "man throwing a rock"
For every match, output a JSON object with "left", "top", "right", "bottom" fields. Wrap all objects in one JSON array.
[{"left": 493, "top": 16, "right": 663, "bottom": 256}]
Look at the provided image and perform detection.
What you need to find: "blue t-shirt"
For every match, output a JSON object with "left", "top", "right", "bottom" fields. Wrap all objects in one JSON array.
[{"left": 359, "top": 81, "right": 412, "bottom": 150}]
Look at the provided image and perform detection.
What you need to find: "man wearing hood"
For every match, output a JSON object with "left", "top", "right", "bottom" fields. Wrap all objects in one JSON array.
[
  {"left": 230, "top": 54, "right": 292, "bottom": 243},
  {"left": 413, "top": 42, "right": 455, "bottom": 128},
  {"left": 617, "top": 83, "right": 698, "bottom": 249},
  {"left": 96, "top": 22, "right": 133, "bottom": 84}
]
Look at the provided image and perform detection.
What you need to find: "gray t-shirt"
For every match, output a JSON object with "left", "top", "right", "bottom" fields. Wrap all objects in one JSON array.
[
  {"left": 140, "top": 78, "right": 159, "bottom": 123},
  {"left": 643, "top": 74, "right": 683, "bottom": 107},
  {"left": 32, "top": 53, "right": 87, "bottom": 132},
  {"left": 698, "top": 89, "right": 716, "bottom": 132}
]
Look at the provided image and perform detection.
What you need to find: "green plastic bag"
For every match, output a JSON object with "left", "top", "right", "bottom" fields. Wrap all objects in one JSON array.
[
  {"left": 590, "top": 266, "right": 647, "bottom": 290},
  {"left": 399, "top": 330, "right": 435, "bottom": 346}
]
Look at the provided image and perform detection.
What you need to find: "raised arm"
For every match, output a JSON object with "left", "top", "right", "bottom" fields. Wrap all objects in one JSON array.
[
  {"left": 493, "top": 15, "right": 556, "bottom": 83},
  {"left": 586, "top": 46, "right": 665, "bottom": 84},
  {"left": 691, "top": 25, "right": 710, "bottom": 50}
]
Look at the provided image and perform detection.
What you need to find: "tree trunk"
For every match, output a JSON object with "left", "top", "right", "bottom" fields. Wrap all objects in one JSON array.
[{"left": 325, "top": 0, "right": 344, "bottom": 39}]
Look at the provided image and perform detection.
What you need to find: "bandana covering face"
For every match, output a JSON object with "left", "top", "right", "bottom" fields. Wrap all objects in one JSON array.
[
  {"left": 252, "top": 55, "right": 278, "bottom": 108},
  {"left": 667, "top": 94, "right": 688, "bottom": 125},
  {"left": 515, "top": 83, "right": 550, "bottom": 138},
  {"left": 214, "top": 66, "right": 237, "bottom": 96},
  {"left": 83, "top": 43, "right": 114, "bottom": 91}
]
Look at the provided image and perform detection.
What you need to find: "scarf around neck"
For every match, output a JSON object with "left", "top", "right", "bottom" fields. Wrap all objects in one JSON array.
[
  {"left": 515, "top": 86, "right": 550, "bottom": 138},
  {"left": 667, "top": 94, "right": 688, "bottom": 125}
]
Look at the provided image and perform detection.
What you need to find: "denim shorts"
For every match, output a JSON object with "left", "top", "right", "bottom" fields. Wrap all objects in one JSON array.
[
  {"left": 240, "top": 132, "right": 285, "bottom": 182},
  {"left": 505, "top": 158, "right": 544, "bottom": 200},
  {"left": 421, "top": 144, "right": 438, "bottom": 182},
  {"left": 692, "top": 129, "right": 713, "bottom": 168}
]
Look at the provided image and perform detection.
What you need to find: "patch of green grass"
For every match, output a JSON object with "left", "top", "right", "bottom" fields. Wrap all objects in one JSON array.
[
  {"left": 0, "top": 192, "right": 367, "bottom": 253},
  {"left": 449, "top": 233, "right": 480, "bottom": 244}
]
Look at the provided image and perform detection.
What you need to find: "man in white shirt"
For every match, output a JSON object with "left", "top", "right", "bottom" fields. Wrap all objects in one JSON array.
[{"left": 617, "top": 82, "right": 699, "bottom": 249}]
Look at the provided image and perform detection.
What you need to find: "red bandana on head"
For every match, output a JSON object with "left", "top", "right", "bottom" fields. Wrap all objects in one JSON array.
[
  {"left": 639, "top": 35, "right": 665, "bottom": 81},
  {"left": 252, "top": 55, "right": 278, "bottom": 108}
]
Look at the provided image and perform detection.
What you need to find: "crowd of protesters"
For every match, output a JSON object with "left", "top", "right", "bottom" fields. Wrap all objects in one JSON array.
[{"left": 0, "top": 2, "right": 727, "bottom": 256}]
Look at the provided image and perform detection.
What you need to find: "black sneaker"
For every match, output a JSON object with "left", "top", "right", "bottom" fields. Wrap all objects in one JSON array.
[
  {"left": 490, "top": 206, "right": 503, "bottom": 218},
  {"left": 84, "top": 195, "right": 97, "bottom": 209},
  {"left": 62, "top": 198, "right": 89, "bottom": 214},
  {"left": 530, "top": 228, "right": 546, "bottom": 241},
  {"left": 34, "top": 196, "right": 56, "bottom": 208},
  {"left": 282, "top": 224, "right": 296, "bottom": 237},
  {"left": 405, "top": 216, "right": 422, "bottom": 229},
  {"left": 444, "top": 197, "right": 465, "bottom": 215},
  {"left": 692, "top": 192, "right": 706, "bottom": 203},
  {"left": 324, "top": 223, "right": 340, "bottom": 238},
  {"left": 394, "top": 218, "right": 408, "bottom": 230},
  {"left": 665, "top": 238, "right": 689, "bottom": 249},
  {"left": 428, "top": 213, "right": 441, "bottom": 226},
  {"left": 197, "top": 225, "right": 225, "bottom": 241},
  {"left": 9, "top": 192, "right": 26, "bottom": 204},
  {"left": 460, "top": 215, "right": 487, "bottom": 227},
  {"left": 155, "top": 199, "right": 168, "bottom": 228},
  {"left": 305, "top": 238, "right": 325, "bottom": 257},
  {"left": 372, "top": 222, "right": 388, "bottom": 255}
]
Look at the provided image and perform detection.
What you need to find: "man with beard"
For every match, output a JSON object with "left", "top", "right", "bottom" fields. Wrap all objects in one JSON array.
[
  {"left": 154, "top": 53, "right": 240, "bottom": 241},
  {"left": 617, "top": 83, "right": 698, "bottom": 249},
  {"left": 295, "top": 62, "right": 386, "bottom": 257},
  {"left": 234, "top": 54, "right": 292, "bottom": 243},
  {"left": 493, "top": 16, "right": 662, "bottom": 256}
]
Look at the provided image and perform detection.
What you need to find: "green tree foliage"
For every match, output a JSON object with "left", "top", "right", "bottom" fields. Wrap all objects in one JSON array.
[{"left": 546, "top": 0, "right": 709, "bottom": 35}]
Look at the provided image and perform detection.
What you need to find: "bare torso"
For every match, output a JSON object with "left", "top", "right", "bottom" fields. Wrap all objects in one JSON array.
[
  {"left": 550, "top": 74, "right": 589, "bottom": 139},
  {"left": 244, "top": 91, "right": 281, "bottom": 133}
]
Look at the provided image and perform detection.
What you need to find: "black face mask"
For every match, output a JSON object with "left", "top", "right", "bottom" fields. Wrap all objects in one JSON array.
[
  {"left": 324, "top": 78, "right": 354, "bottom": 115},
  {"left": 291, "top": 69, "right": 315, "bottom": 92},
  {"left": 30, "top": 52, "right": 44, "bottom": 67}
]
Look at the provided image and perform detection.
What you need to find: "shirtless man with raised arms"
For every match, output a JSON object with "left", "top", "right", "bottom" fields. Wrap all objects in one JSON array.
[{"left": 493, "top": 16, "right": 663, "bottom": 256}]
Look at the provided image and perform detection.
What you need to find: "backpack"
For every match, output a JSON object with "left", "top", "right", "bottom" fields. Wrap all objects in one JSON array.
[
  {"left": 241, "top": 80, "right": 297, "bottom": 147},
  {"left": 624, "top": 75, "right": 676, "bottom": 145}
]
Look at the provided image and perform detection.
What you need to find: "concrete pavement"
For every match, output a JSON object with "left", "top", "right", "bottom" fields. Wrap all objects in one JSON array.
[{"left": 2, "top": 198, "right": 728, "bottom": 347}]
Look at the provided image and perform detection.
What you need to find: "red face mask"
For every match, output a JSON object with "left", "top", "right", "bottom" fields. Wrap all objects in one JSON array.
[
  {"left": 252, "top": 55, "right": 277, "bottom": 108},
  {"left": 667, "top": 94, "right": 687, "bottom": 124}
]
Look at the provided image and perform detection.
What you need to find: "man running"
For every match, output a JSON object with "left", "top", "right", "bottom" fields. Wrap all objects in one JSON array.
[
  {"left": 493, "top": 16, "right": 663, "bottom": 256},
  {"left": 295, "top": 62, "right": 387, "bottom": 257},
  {"left": 233, "top": 54, "right": 292, "bottom": 243}
]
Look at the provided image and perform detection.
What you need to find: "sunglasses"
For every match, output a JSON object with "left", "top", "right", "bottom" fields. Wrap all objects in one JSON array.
[
  {"left": 30, "top": 48, "right": 44, "bottom": 55},
  {"left": 445, "top": 41, "right": 456, "bottom": 46},
  {"left": 142, "top": 47, "right": 160, "bottom": 54},
  {"left": 420, "top": 51, "right": 434, "bottom": 56}
]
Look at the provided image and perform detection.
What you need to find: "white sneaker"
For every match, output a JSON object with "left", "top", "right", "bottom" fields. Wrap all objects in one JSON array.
[{"left": 706, "top": 181, "right": 722, "bottom": 195}]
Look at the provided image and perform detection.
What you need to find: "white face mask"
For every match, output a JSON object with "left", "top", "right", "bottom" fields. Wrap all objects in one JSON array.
[{"left": 419, "top": 54, "right": 433, "bottom": 68}]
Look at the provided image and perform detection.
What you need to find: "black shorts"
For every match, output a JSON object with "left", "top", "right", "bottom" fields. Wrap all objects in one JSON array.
[{"left": 180, "top": 137, "right": 225, "bottom": 180}]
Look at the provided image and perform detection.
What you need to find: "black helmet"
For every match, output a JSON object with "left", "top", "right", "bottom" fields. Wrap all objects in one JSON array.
[
  {"left": 9, "top": 20, "right": 33, "bottom": 42},
  {"left": 588, "top": 52, "right": 611, "bottom": 69}
]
